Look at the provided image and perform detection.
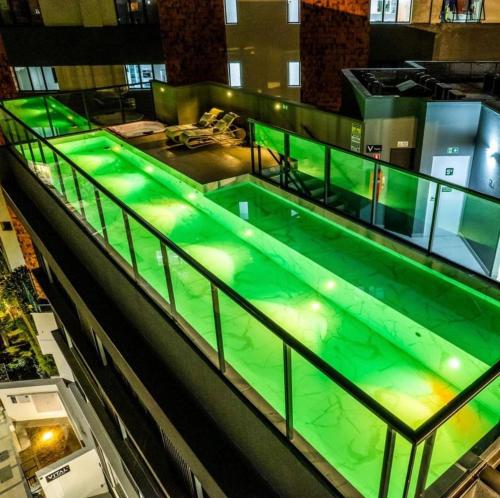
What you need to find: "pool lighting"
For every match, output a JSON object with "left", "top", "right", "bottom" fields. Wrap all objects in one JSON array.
[
  {"left": 187, "top": 192, "right": 197, "bottom": 200},
  {"left": 111, "top": 145, "right": 121, "bottom": 152},
  {"left": 244, "top": 228, "right": 253, "bottom": 237},
  {"left": 311, "top": 301, "right": 321, "bottom": 311},
  {"left": 447, "top": 357, "right": 461, "bottom": 370},
  {"left": 41, "top": 430, "right": 54, "bottom": 442},
  {"left": 325, "top": 280, "right": 336, "bottom": 290},
  {"left": 145, "top": 165, "right": 154, "bottom": 173}
]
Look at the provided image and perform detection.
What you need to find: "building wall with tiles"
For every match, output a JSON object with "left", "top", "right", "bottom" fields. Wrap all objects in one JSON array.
[
  {"left": 158, "top": 0, "right": 228, "bottom": 86},
  {"left": 300, "top": 0, "right": 370, "bottom": 111}
]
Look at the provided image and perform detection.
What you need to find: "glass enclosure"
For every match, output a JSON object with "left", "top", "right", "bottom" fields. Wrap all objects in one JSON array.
[
  {"left": 0, "top": 97, "right": 498, "bottom": 498},
  {"left": 370, "top": 0, "right": 412, "bottom": 22},
  {"left": 114, "top": 0, "right": 158, "bottom": 24},
  {"left": 250, "top": 120, "right": 500, "bottom": 282},
  {"left": 440, "top": 0, "right": 485, "bottom": 22}
]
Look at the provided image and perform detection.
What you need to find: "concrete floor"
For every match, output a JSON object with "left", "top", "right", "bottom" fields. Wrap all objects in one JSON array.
[{"left": 128, "top": 133, "right": 276, "bottom": 185}]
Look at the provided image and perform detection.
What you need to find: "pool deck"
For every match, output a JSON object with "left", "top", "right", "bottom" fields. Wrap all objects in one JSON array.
[{"left": 126, "top": 133, "right": 276, "bottom": 184}]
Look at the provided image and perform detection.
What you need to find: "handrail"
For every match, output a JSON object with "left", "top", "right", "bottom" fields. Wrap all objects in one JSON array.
[
  {"left": 248, "top": 118, "right": 500, "bottom": 205},
  {"left": 2, "top": 82, "right": 147, "bottom": 102},
  {"left": 1, "top": 102, "right": 498, "bottom": 450},
  {"left": 414, "top": 361, "right": 499, "bottom": 444},
  {"left": 0, "top": 103, "right": 416, "bottom": 441}
]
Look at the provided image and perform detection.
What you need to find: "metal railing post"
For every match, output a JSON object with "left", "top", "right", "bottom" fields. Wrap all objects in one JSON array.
[
  {"left": 94, "top": 187, "right": 109, "bottom": 244},
  {"left": 249, "top": 121, "right": 256, "bottom": 175},
  {"left": 324, "top": 147, "right": 331, "bottom": 205},
  {"left": 378, "top": 427, "right": 396, "bottom": 498},
  {"left": 123, "top": 211, "right": 138, "bottom": 276},
  {"left": 414, "top": 432, "right": 436, "bottom": 498},
  {"left": 71, "top": 167, "right": 86, "bottom": 219},
  {"left": 427, "top": 183, "right": 442, "bottom": 255},
  {"left": 211, "top": 284, "right": 226, "bottom": 373},
  {"left": 283, "top": 132, "right": 290, "bottom": 188},
  {"left": 402, "top": 444, "right": 417, "bottom": 498},
  {"left": 370, "top": 162, "right": 380, "bottom": 226},
  {"left": 160, "top": 243, "right": 177, "bottom": 315},
  {"left": 81, "top": 91, "right": 91, "bottom": 130},
  {"left": 42, "top": 95, "right": 55, "bottom": 137},
  {"left": 283, "top": 344, "right": 293, "bottom": 440},
  {"left": 52, "top": 152, "right": 67, "bottom": 201}
]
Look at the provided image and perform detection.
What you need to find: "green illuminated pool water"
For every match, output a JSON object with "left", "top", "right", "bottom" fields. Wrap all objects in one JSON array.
[
  {"left": 3, "top": 96, "right": 92, "bottom": 138},
  {"left": 13, "top": 121, "right": 500, "bottom": 498}
]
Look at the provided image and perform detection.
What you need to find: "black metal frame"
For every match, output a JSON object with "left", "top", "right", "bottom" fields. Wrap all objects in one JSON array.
[
  {"left": 1, "top": 102, "right": 498, "bottom": 498},
  {"left": 248, "top": 118, "right": 500, "bottom": 286}
]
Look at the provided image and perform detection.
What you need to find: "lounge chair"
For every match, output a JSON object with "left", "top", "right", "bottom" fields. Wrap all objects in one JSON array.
[
  {"left": 178, "top": 112, "right": 246, "bottom": 149},
  {"left": 165, "top": 108, "right": 224, "bottom": 143}
]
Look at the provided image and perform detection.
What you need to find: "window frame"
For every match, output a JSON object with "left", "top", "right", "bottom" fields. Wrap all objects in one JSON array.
[
  {"left": 224, "top": 0, "right": 238, "bottom": 24},
  {"left": 287, "top": 0, "right": 300, "bottom": 24},
  {"left": 369, "top": 0, "right": 413, "bottom": 24},
  {"left": 228, "top": 61, "right": 243, "bottom": 88},
  {"left": 287, "top": 60, "right": 301, "bottom": 87}
]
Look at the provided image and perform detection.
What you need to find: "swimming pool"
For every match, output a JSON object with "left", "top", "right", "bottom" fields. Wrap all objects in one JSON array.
[
  {"left": 2, "top": 99, "right": 499, "bottom": 498},
  {"left": 3, "top": 96, "right": 93, "bottom": 138}
]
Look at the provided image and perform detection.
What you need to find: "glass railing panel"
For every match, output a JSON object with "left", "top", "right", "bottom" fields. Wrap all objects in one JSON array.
[
  {"left": 74, "top": 171, "right": 103, "bottom": 235},
  {"left": 375, "top": 166, "right": 438, "bottom": 250},
  {"left": 167, "top": 248, "right": 216, "bottom": 348},
  {"left": 424, "top": 378, "right": 499, "bottom": 493},
  {"left": 292, "top": 350, "right": 385, "bottom": 498},
  {"left": 46, "top": 95, "right": 93, "bottom": 135},
  {"left": 329, "top": 148, "right": 375, "bottom": 222},
  {"left": 387, "top": 434, "right": 424, "bottom": 498},
  {"left": 288, "top": 135, "right": 326, "bottom": 200},
  {"left": 99, "top": 192, "right": 132, "bottom": 265},
  {"left": 253, "top": 123, "right": 285, "bottom": 182},
  {"left": 128, "top": 217, "right": 169, "bottom": 302},
  {"left": 218, "top": 291, "right": 285, "bottom": 417},
  {"left": 431, "top": 187, "right": 500, "bottom": 279},
  {"left": 55, "top": 157, "right": 83, "bottom": 215}
]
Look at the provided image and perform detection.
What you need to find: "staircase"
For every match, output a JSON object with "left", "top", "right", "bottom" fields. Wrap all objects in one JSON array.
[{"left": 453, "top": 445, "right": 500, "bottom": 498}]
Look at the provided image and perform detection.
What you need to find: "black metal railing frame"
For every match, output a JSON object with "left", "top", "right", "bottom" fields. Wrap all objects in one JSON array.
[
  {"left": 248, "top": 118, "right": 500, "bottom": 284},
  {"left": 1, "top": 104, "right": 498, "bottom": 498}
]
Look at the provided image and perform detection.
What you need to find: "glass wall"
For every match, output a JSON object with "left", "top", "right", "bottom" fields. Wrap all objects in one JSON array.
[
  {"left": 14, "top": 67, "right": 59, "bottom": 92},
  {"left": 125, "top": 64, "right": 167, "bottom": 88},
  {"left": 0, "top": 0, "right": 42, "bottom": 25},
  {"left": 114, "top": 0, "right": 158, "bottom": 24},
  {"left": 370, "top": 0, "right": 412, "bottom": 22},
  {"left": 440, "top": 0, "right": 485, "bottom": 22}
]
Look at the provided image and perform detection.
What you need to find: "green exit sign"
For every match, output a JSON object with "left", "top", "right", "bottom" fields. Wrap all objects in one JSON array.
[{"left": 447, "top": 147, "right": 460, "bottom": 154}]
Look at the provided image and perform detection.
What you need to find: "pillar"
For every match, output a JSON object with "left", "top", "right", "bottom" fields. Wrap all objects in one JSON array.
[
  {"left": 157, "top": 0, "right": 228, "bottom": 85},
  {"left": 300, "top": 0, "right": 370, "bottom": 111}
]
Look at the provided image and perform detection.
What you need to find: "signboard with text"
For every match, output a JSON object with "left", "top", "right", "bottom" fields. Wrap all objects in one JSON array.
[{"left": 46, "top": 465, "right": 70, "bottom": 483}]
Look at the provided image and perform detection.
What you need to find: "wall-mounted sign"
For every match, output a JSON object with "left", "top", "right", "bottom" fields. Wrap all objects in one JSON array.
[
  {"left": 46, "top": 465, "right": 70, "bottom": 483},
  {"left": 350, "top": 123, "right": 362, "bottom": 153},
  {"left": 447, "top": 147, "right": 460, "bottom": 154},
  {"left": 397, "top": 141, "right": 409, "bottom": 148},
  {"left": 445, "top": 168, "right": 454, "bottom": 176},
  {"left": 442, "top": 187, "right": 452, "bottom": 193},
  {"left": 366, "top": 144, "right": 382, "bottom": 154}
]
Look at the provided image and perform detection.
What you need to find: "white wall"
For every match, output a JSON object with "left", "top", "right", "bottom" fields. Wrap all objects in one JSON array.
[
  {"left": 0, "top": 385, "right": 66, "bottom": 421},
  {"left": 0, "top": 190, "right": 25, "bottom": 270},
  {"left": 38, "top": 448, "right": 108, "bottom": 498},
  {"left": 32, "top": 313, "right": 74, "bottom": 382}
]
